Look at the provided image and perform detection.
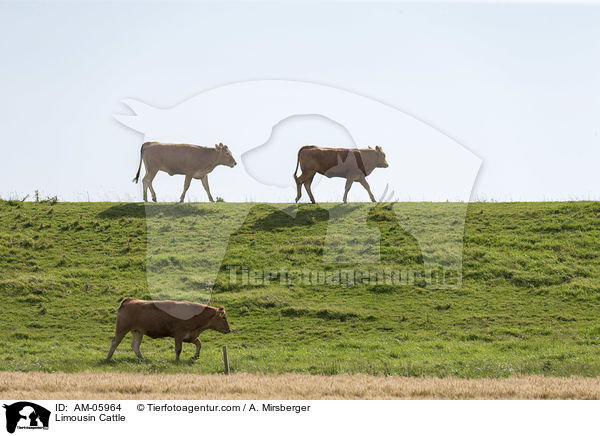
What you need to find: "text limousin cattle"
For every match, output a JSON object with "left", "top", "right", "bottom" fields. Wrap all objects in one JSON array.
[
  {"left": 293, "top": 145, "right": 389, "bottom": 203},
  {"left": 106, "top": 298, "right": 231, "bottom": 361},
  {"left": 133, "top": 142, "right": 237, "bottom": 202}
]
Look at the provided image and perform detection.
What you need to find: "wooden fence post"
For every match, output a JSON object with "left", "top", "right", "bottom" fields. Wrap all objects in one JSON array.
[{"left": 222, "top": 345, "right": 230, "bottom": 375}]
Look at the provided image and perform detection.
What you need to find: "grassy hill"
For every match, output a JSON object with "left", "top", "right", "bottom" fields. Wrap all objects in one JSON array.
[{"left": 1, "top": 200, "right": 600, "bottom": 377}]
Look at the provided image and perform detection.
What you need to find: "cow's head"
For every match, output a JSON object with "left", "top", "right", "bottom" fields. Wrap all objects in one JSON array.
[
  {"left": 375, "top": 146, "right": 388, "bottom": 168},
  {"left": 213, "top": 306, "right": 231, "bottom": 333},
  {"left": 215, "top": 143, "right": 237, "bottom": 168}
]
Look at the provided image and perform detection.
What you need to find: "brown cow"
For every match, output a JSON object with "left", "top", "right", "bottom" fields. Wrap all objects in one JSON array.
[
  {"left": 133, "top": 142, "right": 237, "bottom": 203},
  {"left": 293, "top": 145, "right": 389, "bottom": 203},
  {"left": 106, "top": 298, "right": 231, "bottom": 361}
]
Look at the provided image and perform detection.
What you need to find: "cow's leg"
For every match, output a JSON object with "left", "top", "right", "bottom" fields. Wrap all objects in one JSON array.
[
  {"left": 180, "top": 175, "right": 192, "bottom": 203},
  {"left": 130, "top": 331, "right": 144, "bottom": 359},
  {"left": 303, "top": 172, "right": 317, "bottom": 204},
  {"left": 106, "top": 328, "right": 128, "bottom": 360},
  {"left": 143, "top": 169, "right": 158, "bottom": 203},
  {"left": 201, "top": 175, "right": 215, "bottom": 202},
  {"left": 343, "top": 178, "right": 354, "bottom": 204},
  {"left": 142, "top": 172, "right": 149, "bottom": 202},
  {"left": 295, "top": 174, "right": 303, "bottom": 202},
  {"left": 359, "top": 177, "right": 376, "bottom": 202},
  {"left": 192, "top": 338, "right": 202, "bottom": 359},
  {"left": 174, "top": 336, "right": 183, "bottom": 360}
]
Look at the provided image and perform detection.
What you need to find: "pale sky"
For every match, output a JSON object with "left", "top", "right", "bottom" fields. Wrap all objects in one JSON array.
[{"left": 1, "top": 1, "right": 599, "bottom": 202}]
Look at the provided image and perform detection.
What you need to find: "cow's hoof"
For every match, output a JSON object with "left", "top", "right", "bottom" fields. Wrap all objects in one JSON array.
[
  {"left": 191, "top": 356, "right": 199, "bottom": 360},
  {"left": 152, "top": 199, "right": 157, "bottom": 203}
]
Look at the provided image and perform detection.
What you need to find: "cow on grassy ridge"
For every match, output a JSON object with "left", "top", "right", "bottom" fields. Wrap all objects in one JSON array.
[
  {"left": 293, "top": 145, "right": 389, "bottom": 203},
  {"left": 106, "top": 298, "right": 231, "bottom": 361},
  {"left": 133, "top": 142, "right": 237, "bottom": 203}
]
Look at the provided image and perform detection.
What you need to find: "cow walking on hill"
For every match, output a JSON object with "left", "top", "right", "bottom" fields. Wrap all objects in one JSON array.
[
  {"left": 293, "top": 146, "right": 389, "bottom": 203},
  {"left": 106, "top": 298, "right": 231, "bottom": 361},
  {"left": 133, "top": 142, "right": 237, "bottom": 202}
]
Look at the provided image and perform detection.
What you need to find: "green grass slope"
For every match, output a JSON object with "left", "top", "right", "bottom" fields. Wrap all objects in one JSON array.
[{"left": 1, "top": 200, "right": 600, "bottom": 377}]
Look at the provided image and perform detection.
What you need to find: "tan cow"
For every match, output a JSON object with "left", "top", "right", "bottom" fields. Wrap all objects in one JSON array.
[
  {"left": 133, "top": 142, "right": 237, "bottom": 203},
  {"left": 293, "top": 145, "right": 389, "bottom": 203},
  {"left": 106, "top": 298, "right": 231, "bottom": 361}
]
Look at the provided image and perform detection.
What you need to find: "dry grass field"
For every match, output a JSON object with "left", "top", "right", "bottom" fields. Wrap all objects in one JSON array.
[{"left": 2, "top": 372, "right": 600, "bottom": 399}]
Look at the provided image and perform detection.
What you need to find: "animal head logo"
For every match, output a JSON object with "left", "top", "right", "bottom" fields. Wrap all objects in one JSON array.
[
  {"left": 115, "top": 80, "right": 481, "bottom": 313},
  {"left": 3, "top": 402, "right": 50, "bottom": 434}
]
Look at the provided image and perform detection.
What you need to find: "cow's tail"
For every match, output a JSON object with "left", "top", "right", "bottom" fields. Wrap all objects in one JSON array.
[
  {"left": 293, "top": 147, "right": 304, "bottom": 182},
  {"left": 118, "top": 297, "right": 134, "bottom": 309},
  {"left": 132, "top": 142, "right": 149, "bottom": 183}
]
